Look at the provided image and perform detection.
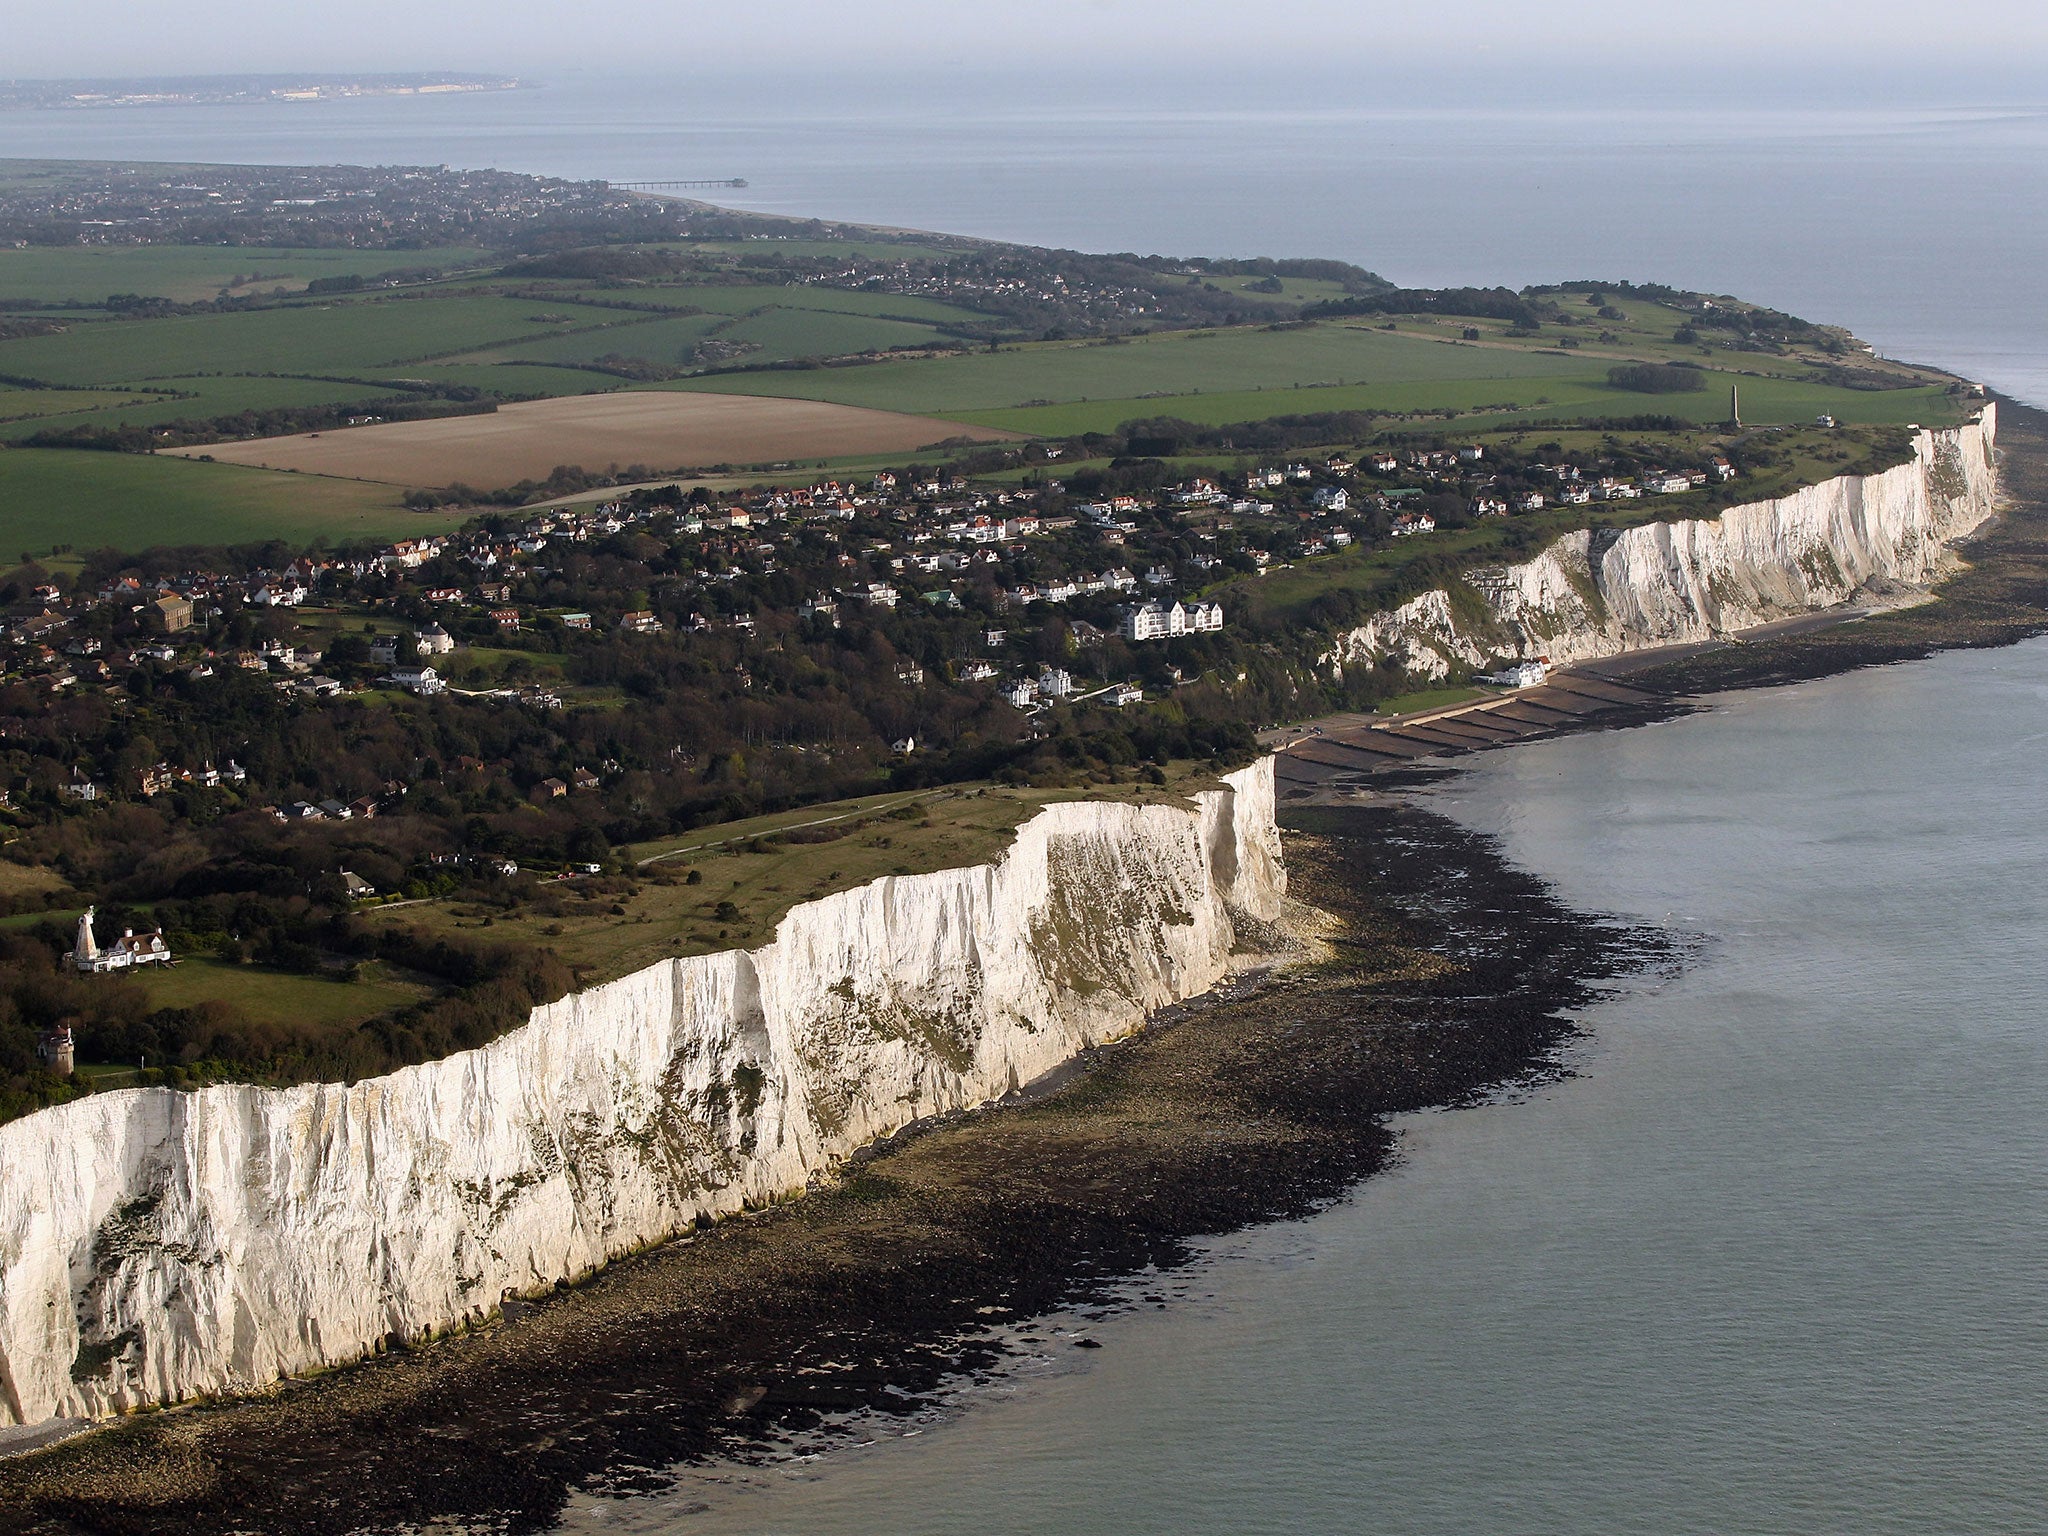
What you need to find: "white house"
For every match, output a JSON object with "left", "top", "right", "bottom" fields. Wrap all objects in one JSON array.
[
  {"left": 1488, "top": 659, "right": 1551, "bottom": 689},
  {"left": 387, "top": 665, "right": 445, "bottom": 696},
  {"left": 1038, "top": 668, "right": 1076, "bottom": 699},
  {"left": 73, "top": 907, "right": 173, "bottom": 974},
  {"left": 1122, "top": 600, "right": 1179, "bottom": 641},
  {"left": 1121, "top": 599, "right": 1225, "bottom": 642}
]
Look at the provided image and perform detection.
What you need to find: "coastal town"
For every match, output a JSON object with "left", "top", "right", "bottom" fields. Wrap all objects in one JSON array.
[
  {"left": 1, "top": 432, "right": 1748, "bottom": 818},
  {"left": 0, "top": 13, "right": 2036, "bottom": 1522}
]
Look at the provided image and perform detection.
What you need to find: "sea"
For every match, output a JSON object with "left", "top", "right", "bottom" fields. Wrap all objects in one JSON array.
[
  {"left": 564, "top": 640, "right": 2048, "bottom": 1536},
  {"left": 8, "top": 76, "right": 2048, "bottom": 1533}
]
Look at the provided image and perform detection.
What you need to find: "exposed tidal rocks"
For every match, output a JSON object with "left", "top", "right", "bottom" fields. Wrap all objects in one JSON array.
[
  {"left": 0, "top": 805, "right": 1682, "bottom": 1536},
  {"left": 0, "top": 764, "right": 1283, "bottom": 1428}
]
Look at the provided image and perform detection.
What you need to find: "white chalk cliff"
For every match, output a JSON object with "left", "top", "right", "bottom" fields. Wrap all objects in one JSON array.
[
  {"left": 1324, "top": 408, "right": 2001, "bottom": 680},
  {"left": 0, "top": 763, "right": 1284, "bottom": 1427},
  {"left": 0, "top": 411, "right": 2006, "bottom": 1430}
]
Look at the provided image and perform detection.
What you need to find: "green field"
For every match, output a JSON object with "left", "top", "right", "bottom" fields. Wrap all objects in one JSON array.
[
  {"left": 0, "top": 244, "right": 491, "bottom": 304},
  {"left": 0, "top": 374, "right": 429, "bottom": 443},
  {"left": 375, "top": 769, "right": 1225, "bottom": 988},
  {"left": 1206, "top": 274, "right": 1355, "bottom": 306},
  {"left": 448, "top": 286, "right": 987, "bottom": 372},
  {"left": 456, "top": 311, "right": 727, "bottom": 368},
  {"left": 0, "top": 385, "right": 173, "bottom": 424},
  {"left": 0, "top": 294, "right": 639, "bottom": 386},
  {"left": 0, "top": 449, "right": 462, "bottom": 555},
  {"left": 949, "top": 372, "right": 1961, "bottom": 436},
  {"left": 632, "top": 284, "right": 989, "bottom": 325},
  {"left": 1374, "top": 686, "right": 1489, "bottom": 715},
  {"left": 128, "top": 955, "right": 441, "bottom": 1031},
  {"left": 0, "top": 238, "right": 1975, "bottom": 554},
  {"left": 716, "top": 305, "right": 956, "bottom": 363},
  {"left": 384, "top": 363, "right": 630, "bottom": 398},
  {"left": 663, "top": 323, "right": 1589, "bottom": 415},
  {"left": 670, "top": 237, "right": 964, "bottom": 263},
  {"left": 630, "top": 289, "right": 1966, "bottom": 434}
]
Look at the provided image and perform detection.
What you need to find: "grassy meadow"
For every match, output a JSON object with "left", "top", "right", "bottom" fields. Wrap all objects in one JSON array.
[
  {"left": 0, "top": 449, "right": 460, "bottom": 555},
  {"left": 0, "top": 294, "right": 640, "bottom": 385},
  {"left": 664, "top": 323, "right": 1591, "bottom": 414},
  {"left": 0, "top": 243, "right": 492, "bottom": 305},
  {"left": 664, "top": 308, "right": 1968, "bottom": 433},
  {"left": 0, "top": 229, "right": 1977, "bottom": 550},
  {"left": 124, "top": 954, "right": 442, "bottom": 1035},
  {"left": 372, "top": 768, "right": 1227, "bottom": 990}
]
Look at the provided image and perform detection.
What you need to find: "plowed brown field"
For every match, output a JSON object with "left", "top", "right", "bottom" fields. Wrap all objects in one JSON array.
[{"left": 168, "top": 390, "right": 1021, "bottom": 488}]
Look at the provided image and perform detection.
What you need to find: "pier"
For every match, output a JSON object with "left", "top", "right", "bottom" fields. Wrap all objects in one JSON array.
[{"left": 613, "top": 178, "right": 749, "bottom": 190}]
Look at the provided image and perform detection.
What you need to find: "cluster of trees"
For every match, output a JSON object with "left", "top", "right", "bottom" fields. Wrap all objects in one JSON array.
[
  {"left": 0, "top": 905, "right": 578, "bottom": 1121},
  {"left": 1607, "top": 363, "right": 1708, "bottom": 395},
  {"left": 1178, "top": 256, "right": 1387, "bottom": 289},
  {"left": 1072, "top": 408, "right": 1396, "bottom": 463},
  {"left": 1304, "top": 286, "right": 1556, "bottom": 328},
  {"left": 21, "top": 384, "right": 495, "bottom": 453},
  {"left": 506, "top": 239, "right": 1385, "bottom": 344},
  {"left": 402, "top": 462, "right": 661, "bottom": 510}
]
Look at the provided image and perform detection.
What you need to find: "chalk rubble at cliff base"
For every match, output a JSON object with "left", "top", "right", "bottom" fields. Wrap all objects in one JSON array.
[{"left": 0, "top": 764, "right": 1285, "bottom": 1428}]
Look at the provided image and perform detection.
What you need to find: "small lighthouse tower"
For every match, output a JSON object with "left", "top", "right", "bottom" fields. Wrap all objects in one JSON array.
[
  {"left": 1728, "top": 383, "right": 1741, "bottom": 431},
  {"left": 74, "top": 906, "right": 100, "bottom": 972},
  {"left": 37, "top": 1025, "right": 74, "bottom": 1076}
]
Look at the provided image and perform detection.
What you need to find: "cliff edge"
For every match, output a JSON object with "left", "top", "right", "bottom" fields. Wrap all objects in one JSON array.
[
  {"left": 1324, "top": 408, "right": 2001, "bottom": 679},
  {"left": 0, "top": 763, "right": 1284, "bottom": 1427}
]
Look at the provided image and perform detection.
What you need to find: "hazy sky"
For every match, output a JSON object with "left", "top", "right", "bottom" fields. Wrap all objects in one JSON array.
[{"left": 8, "top": 0, "right": 2046, "bottom": 82}]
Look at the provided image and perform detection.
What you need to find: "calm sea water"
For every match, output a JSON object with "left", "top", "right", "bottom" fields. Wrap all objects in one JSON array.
[
  {"left": 2, "top": 78, "right": 2046, "bottom": 401},
  {"left": 553, "top": 638, "right": 2048, "bottom": 1536}
]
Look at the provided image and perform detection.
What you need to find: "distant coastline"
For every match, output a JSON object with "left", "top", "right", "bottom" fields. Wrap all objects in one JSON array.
[{"left": 0, "top": 74, "right": 528, "bottom": 112}]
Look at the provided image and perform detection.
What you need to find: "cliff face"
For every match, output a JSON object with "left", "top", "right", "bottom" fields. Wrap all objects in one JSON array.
[
  {"left": 1325, "top": 409, "right": 2001, "bottom": 679},
  {"left": 0, "top": 764, "right": 1284, "bottom": 1427}
]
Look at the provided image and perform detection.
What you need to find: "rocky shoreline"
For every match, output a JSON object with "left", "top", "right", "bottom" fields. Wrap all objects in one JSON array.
[
  {"left": 1285, "top": 396, "right": 2048, "bottom": 801},
  {"left": 1599, "top": 399, "right": 2048, "bottom": 697},
  {"left": 4, "top": 400, "right": 2046, "bottom": 1536},
  {"left": 0, "top": 805, "right": 1680, "bottom": 1534}
]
